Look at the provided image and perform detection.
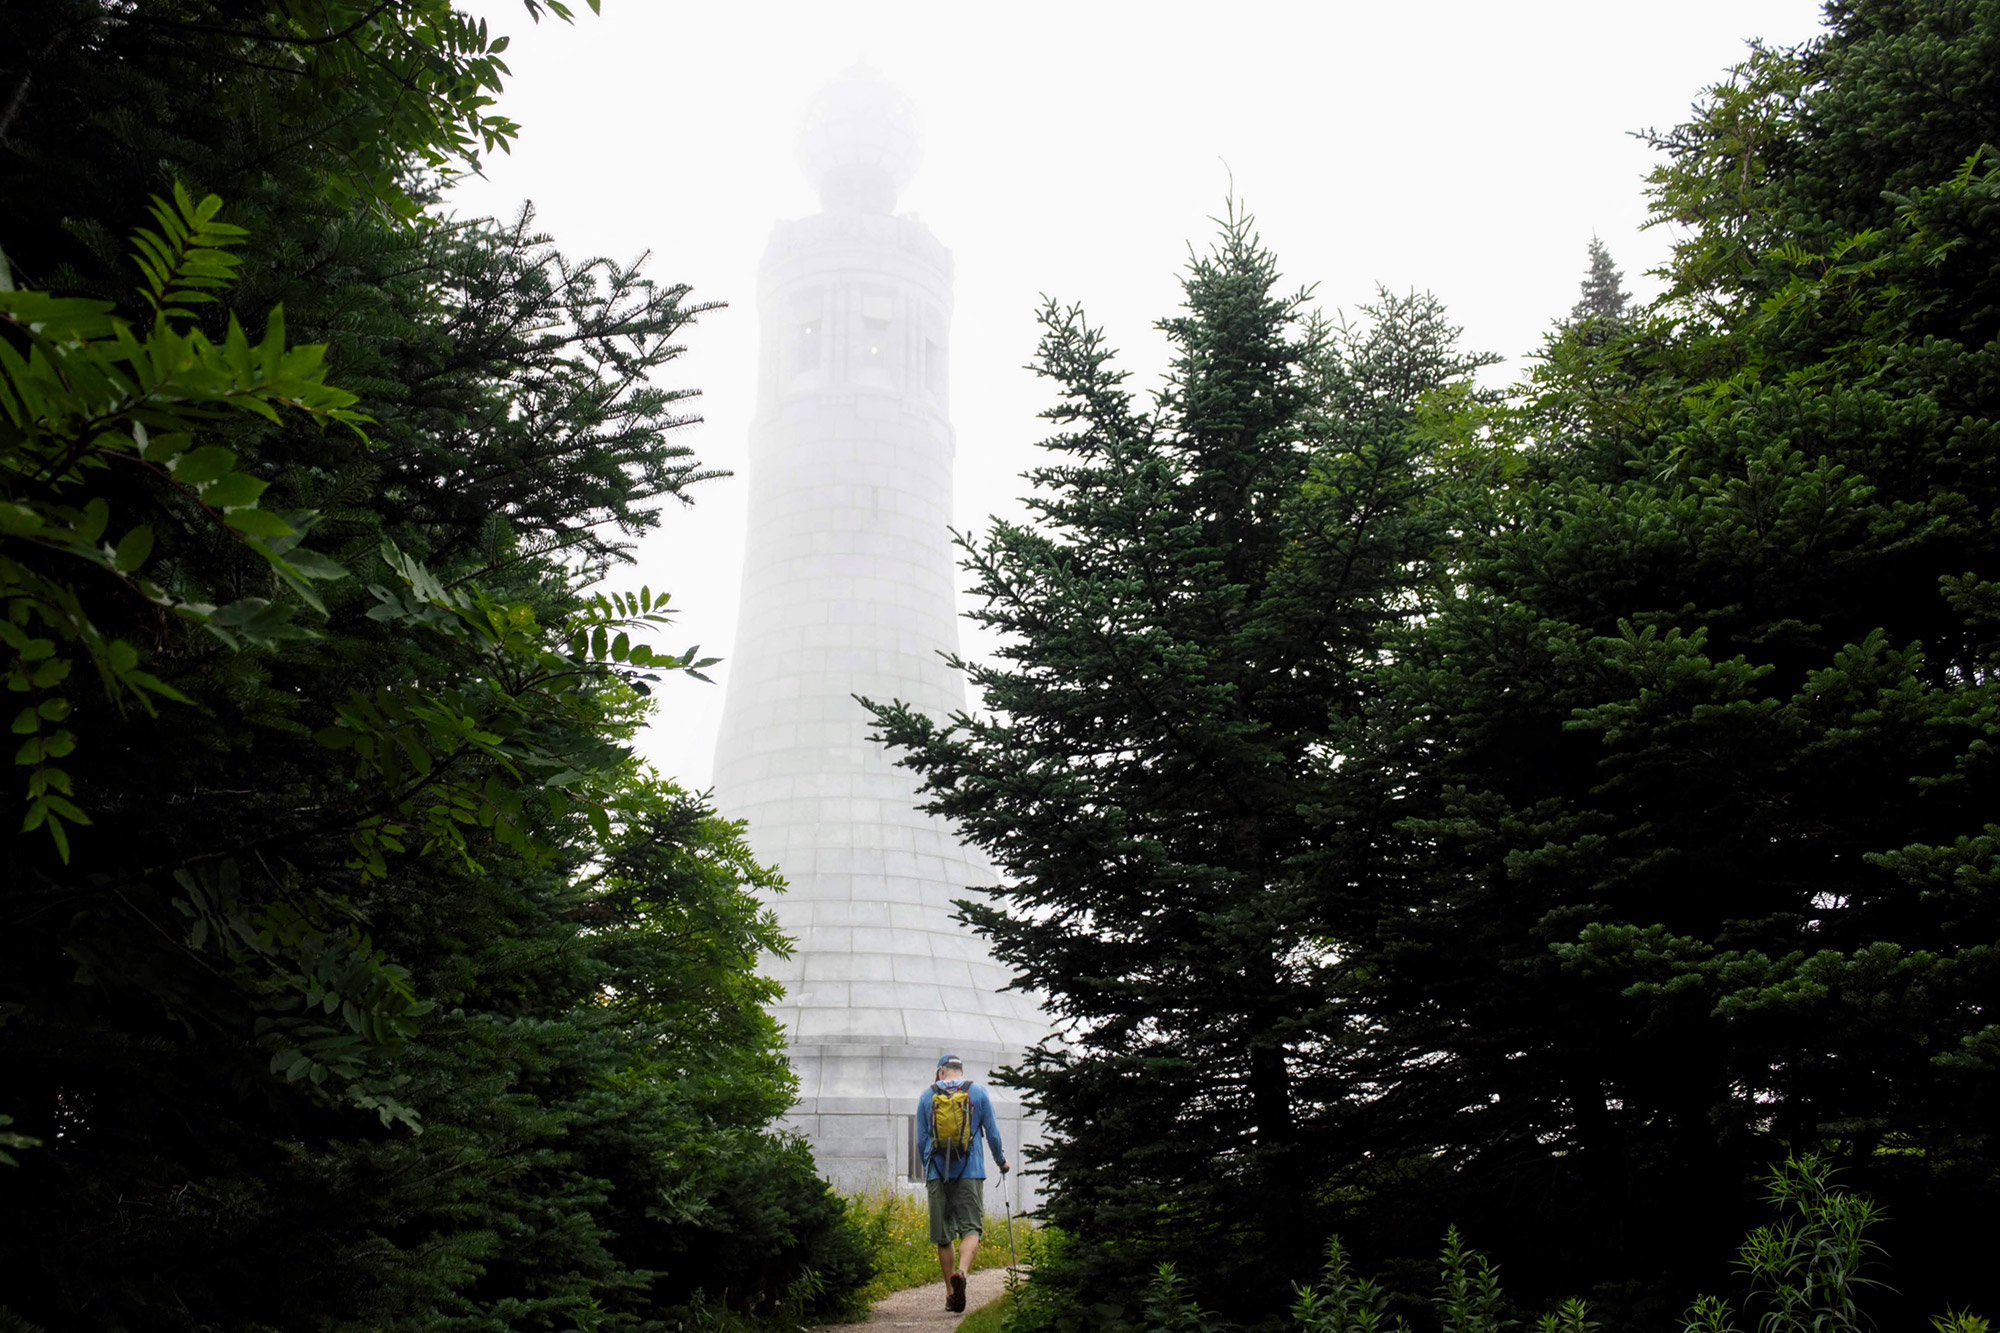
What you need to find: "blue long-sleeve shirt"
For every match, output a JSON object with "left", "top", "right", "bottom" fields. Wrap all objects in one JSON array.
[{"left": 916, "top": 1080, "right": 1005, "bottom": 1181}]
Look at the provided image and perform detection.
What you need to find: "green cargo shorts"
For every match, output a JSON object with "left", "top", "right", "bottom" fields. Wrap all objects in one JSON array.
[{"left": 926, "top": 1175, "right": 985, "bottom": 1245}]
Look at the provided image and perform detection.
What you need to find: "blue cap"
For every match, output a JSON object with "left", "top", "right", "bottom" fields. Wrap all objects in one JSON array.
[{"left": 937, "top": 1053, "right": 962, "bottom": 1066}]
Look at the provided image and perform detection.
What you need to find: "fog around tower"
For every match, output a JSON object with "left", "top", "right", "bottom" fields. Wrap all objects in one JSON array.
[{"left": 446, "top": 0, "right": 1830, "bottom": 793}]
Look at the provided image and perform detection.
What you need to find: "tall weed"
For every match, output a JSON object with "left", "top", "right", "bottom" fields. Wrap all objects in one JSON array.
[
  {"left": 1437, "top": 1228, "right": 1513, "bottom": 1333},
  {"left": 1688, "top": 1155, "right": 1888, "bottom": 1333},
  {"left": 1292, "top": 1237, "right": 1407, "bottom": 1333},
  {"left": 1141, "top": 1265, "right": 1230, "bottom": 1333}
]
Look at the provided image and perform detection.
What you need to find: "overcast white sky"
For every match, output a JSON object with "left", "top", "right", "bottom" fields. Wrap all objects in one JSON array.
[{"left": 450, "top": 0, "right": 1830, "bottom": 793}]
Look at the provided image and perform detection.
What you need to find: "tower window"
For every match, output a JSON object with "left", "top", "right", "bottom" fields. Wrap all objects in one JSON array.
[
  {"left": 788, "top": 287, "right": 826, "bottom": 385},
  {"left": 859, "top": 293, "right": 895, "bottom": 384},
  {"left": 864, "top": 297, "right": 892, "bottom": 356}
]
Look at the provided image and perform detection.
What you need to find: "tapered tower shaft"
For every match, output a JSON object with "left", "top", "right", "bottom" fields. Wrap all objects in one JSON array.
[{"left": 711, "top": 70, "right": 1043, "bottom": 1199}]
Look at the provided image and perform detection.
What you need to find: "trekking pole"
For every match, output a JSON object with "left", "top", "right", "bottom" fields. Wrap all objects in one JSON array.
[{"left": 1002, "top": 1174, "right": 1019, "bottom": 1284}]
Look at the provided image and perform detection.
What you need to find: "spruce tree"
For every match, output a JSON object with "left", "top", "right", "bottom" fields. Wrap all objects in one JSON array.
[
  {"left": 868, "top": 211, "right": 1494, "bottom": 1318},
  {"left": 1568, "top": 236, "right": 1632, "bottom": 327},
  {"left": 1334, "top": 0, "right": 2000, "bottom": 1319}
]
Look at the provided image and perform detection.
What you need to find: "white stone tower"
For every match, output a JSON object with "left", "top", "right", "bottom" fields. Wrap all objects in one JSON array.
[{"left": 711, "top": 68, "right": 1045, "bottom": 1202}]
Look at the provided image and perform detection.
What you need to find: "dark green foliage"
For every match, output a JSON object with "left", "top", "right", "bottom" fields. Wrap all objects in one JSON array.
[
  {"left": 908, "top": 4, "right": 2000, "bottom": 1330},
  {"left": 1332, "top": 0, "right": 2000, "bottom": 1321},
  {"left": 2, "top": 182, "right": 369, "bottom": 862},
  {"left": 2, "top": 2, "right": 866, "bottom": 1328},
  {"left": 868, "top": 208, "right": 1494, "bottom": 1321},
  {"left": 1077, "top": 1160, "right": 1983, "bottom": 1333},
  {"left": 0, "top": 0, "right": 557, "bottom": 253}
]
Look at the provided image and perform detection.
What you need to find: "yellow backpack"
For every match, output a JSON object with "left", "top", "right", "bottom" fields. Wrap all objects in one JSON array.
[{"left": 930, "top": 1084, "right": 974, "bottom": 1162}]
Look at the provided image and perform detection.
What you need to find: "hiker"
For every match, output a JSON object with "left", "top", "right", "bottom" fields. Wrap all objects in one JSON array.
[{"left": 917, "top": 1052, "right": 1008, "bottom": 1314}]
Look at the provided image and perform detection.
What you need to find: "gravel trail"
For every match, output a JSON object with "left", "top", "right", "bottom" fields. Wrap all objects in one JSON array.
[{"left": 808, "top": 1267, "right": 1014, "bottom": 1332}]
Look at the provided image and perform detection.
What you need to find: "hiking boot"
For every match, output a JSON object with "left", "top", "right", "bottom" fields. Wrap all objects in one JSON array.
[{"left": 947, "top": 1271, "right": 967, "bottom": 1313}]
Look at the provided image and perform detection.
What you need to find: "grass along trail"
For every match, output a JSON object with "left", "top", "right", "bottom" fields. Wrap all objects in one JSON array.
[{"left": 807, "top": 1267, "right": 1012, "bottom": 1332}]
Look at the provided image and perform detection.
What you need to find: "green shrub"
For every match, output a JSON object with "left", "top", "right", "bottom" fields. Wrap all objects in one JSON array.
[
  {"left": 647, "top": 1136, "right": 876, "bottom": 1321},
  {"left": 1009, "top": 1158, "right": 1985, "bottom": 1333}
]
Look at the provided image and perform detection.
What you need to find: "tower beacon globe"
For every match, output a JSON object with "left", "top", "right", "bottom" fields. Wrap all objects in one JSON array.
[{"left": 798, "top": 65, "right": 919, "bottom": 214}]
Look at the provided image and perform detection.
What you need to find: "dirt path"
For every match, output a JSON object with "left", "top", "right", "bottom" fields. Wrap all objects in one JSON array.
[{"left": 808, "top": 1267, "right": 1013, "bottom": 1332}]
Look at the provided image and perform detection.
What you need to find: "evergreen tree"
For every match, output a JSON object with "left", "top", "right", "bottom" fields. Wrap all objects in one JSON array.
[
  {"left": 1, "top": 4, "right": 869, "bottom": 1327},
  {"left": 868, "top": 211, "right": 1494, "bottom": 1319},
  {"left": 1331, "top": 1, "right": 2000, "bottom": 1321},
  {"left": 1566, "top": 236, "right": 1632, "bottom": 340}
]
